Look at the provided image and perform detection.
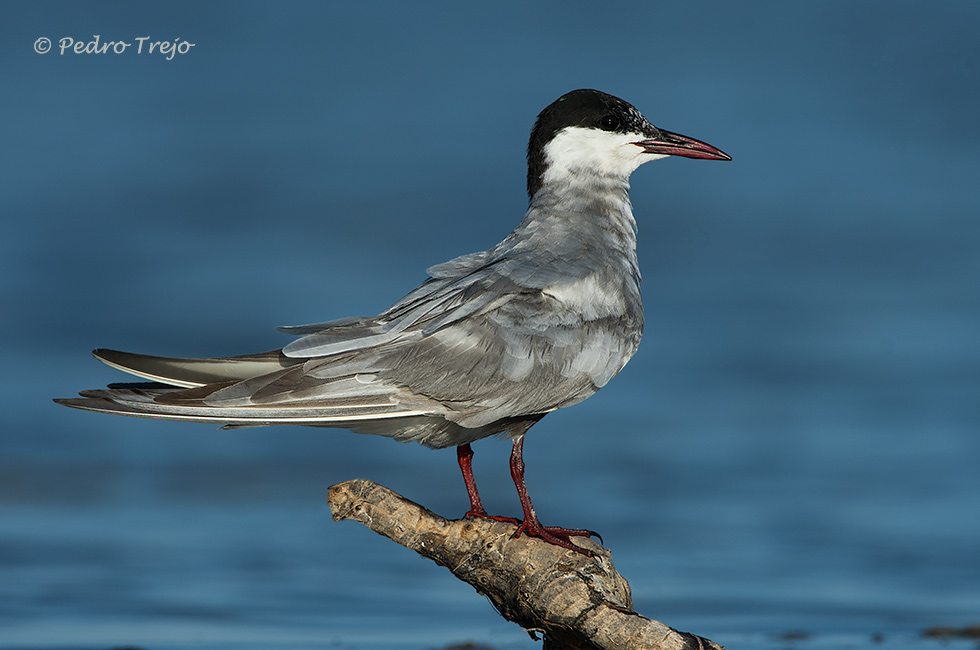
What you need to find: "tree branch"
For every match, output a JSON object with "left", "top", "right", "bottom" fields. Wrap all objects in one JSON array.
[{"left": 327, "top": 479, "right": 723, "bottom": 650}]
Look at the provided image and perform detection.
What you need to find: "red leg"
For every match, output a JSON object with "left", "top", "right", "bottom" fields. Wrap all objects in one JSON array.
[
  {"left": 508, "top": 435, "right": 600, "bottom": 556},
  {"left": 456, "top": 443, "right": 519, "bottom": 524}
]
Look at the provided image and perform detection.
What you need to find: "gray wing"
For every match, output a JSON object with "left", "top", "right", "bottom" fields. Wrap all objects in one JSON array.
[
  {"left": 57, "top": 247, "right": 642, "bottom": 448},
  {"left": 274, "top": 245, "right": 643, "bottom": 429}
]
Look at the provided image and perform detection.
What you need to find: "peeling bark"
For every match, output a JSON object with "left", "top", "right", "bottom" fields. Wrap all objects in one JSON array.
[{"left": 327, "top": 479, "right": 723, "bottom": 650}]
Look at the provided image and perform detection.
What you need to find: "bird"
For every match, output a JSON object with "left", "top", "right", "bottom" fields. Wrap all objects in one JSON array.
[{"left": 56, "top": 89, "right": 730, "bottom": 555}]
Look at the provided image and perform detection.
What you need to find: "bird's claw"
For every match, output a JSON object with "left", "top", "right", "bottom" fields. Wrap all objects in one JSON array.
[
  {"left": 512, "top": 521, "right": 601, "bottom": 557},
  {"left": 463, "top": 509, "right": 522, "bottom": 527}
]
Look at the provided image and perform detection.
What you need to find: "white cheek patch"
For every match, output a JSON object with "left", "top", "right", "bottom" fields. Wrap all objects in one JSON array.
[{"left": 541, "top": 126, "right": 662, "bottom": 183}]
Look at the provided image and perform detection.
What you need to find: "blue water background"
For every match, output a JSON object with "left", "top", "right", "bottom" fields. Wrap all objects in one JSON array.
[{"left": 2, "top": 2, "right": 979, "bottom": 649}]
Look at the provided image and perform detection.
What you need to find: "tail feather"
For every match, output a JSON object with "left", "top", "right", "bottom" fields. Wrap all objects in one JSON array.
[
  {"left": 55, "top": 383, "right": 428, "bottom": 426},
  {"left": 53, "top": 383, "right": 496, "bottom": 448},
  {"left": 93, "top": 348, "right": 299, "bottom": 388}
]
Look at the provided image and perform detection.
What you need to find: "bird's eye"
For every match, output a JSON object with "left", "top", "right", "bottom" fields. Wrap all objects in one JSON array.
[{"left": 599, "top": 115, "right": 620, "bottom": 131}]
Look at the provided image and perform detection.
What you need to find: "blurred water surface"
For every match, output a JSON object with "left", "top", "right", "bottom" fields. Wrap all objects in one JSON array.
[{"left": 2, "top": 2, "right": 978, "bottom": 649}]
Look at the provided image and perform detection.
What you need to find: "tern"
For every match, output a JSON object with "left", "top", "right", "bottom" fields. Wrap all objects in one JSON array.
[{"left": 56, "top": 89, "right": 730, "bottom": 554}]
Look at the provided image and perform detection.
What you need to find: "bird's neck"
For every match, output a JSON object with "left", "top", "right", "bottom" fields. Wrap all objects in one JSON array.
[{"left": 522, "top": 173, "right": 638, "bottom": 259}]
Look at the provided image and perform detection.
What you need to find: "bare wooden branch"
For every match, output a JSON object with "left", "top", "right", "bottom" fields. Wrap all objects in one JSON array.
[{"left": 327, "top": 479, "right": 724, "bottom": 650}]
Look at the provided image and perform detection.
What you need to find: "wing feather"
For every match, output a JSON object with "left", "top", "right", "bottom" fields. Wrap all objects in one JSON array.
[
  {"left": 59, "top": 227, "right": 643, "bottom": 450},
  {"left": 94, "top": 348, "right": 298, "bottom": 387}
]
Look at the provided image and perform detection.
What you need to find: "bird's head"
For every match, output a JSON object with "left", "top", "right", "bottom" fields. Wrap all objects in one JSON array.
[{"left": 527, "top": 89, "right": 730, "bottom": 197}]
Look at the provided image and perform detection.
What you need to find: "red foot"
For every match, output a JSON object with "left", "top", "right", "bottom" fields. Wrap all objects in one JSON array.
[
  {"left": 455, "top": 438, "right": 603, "bottom": 558},
  {"left": 513, "top": 517, "right": 600, "bottom": 556},
  {"left": 463, "top": 508, "right": 521, "bottom": 527}
]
